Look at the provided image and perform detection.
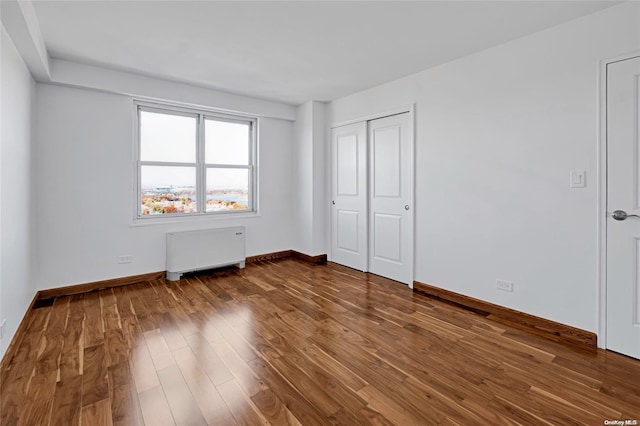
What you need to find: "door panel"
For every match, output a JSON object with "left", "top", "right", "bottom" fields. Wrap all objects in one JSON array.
[
  {"left": 336, "top": 210, "right": 360, "bottom": 253},
  {"left": 607, "top": 55, "right": 640, "bottom": 359},
  {"left": 368, "top": 113, "right": 413, "bottom": 285},
  {"left": 373, "top": 127, "right": 401, "bottom": 197},
  {"left": 331, "top": 122, "right": 368, "bottom": 271},
  {"left": 373, "top": 213, "right": 402, "bottom": 262},
  {"left": 337, "top": 134, "right": 359, "bottom": 196}
]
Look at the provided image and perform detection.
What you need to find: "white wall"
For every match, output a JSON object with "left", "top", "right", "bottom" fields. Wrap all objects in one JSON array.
[
  {"left": 292, "top": 101, "right": 326, "bottom": 256},
  {"left": 34, "top": 83, "right": 295, "bottom": 290},
  {"left": 293, "top": 102, "right": 313, "bottom": 253},
  {"left": 50, "top": 58, "right": 295, "bottom": 121},
  {"left": 0, "top": 25, "right": 36, "bottom": 357},
  {"left": 327, "top": 1, "right": 640, "bottom": 333},
  {"left": 311, "top": 102, "right": 326, "bottom": 256}
]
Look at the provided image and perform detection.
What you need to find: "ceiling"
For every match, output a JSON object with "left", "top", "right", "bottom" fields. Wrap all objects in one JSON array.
[{"left": 32, "top": 1, "right": 621, "bottom": 106}]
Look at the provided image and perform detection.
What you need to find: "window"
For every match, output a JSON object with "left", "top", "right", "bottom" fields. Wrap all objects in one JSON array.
[{"left": 136, "top": 102, "right": 256, "bottom": 219}]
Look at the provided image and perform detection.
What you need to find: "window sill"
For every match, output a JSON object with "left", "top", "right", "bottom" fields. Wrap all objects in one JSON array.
[{"left": 129, "top": 211, "right": 260, "bottom": 227}]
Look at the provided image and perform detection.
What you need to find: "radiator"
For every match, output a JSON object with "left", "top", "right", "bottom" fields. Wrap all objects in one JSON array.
[{"left": 166, "top": 226, "right": 246, "bottom": 281}]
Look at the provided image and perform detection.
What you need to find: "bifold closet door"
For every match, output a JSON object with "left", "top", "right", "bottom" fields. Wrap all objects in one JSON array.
[
  {"left": 331, "top": 121, "right": 368, "bottom": 271},
  {"left": 368, "top": 113, "right": 413, "bottom": 285}
]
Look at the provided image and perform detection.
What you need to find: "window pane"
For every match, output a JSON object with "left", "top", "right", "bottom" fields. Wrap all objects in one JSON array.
[
  {"left": 205, "top": 119, "right": 249, "bottom": 165},
  {"left": 140, "top": 110, "right": 196, "bottom": 162},
  {"left": 141, "top": 166, "right": 197, "bottom": 215},
  {"left": 206, "top": 168, "right": 249, "bottom": 212}
]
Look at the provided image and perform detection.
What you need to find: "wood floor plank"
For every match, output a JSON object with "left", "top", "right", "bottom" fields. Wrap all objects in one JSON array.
[
  {"left": 35, "top": 297, "right": 70, "bottom": 376},
  {"left": 2, "top": 259, "right": 640, "bottom": 425},
  {"left": 143, "top": 328, "right": 175, "bottom": 370},
  {"left": 501, "top": 360, "right": 628, "bottom": 417},
  {"left": 119, "top": 316, "right": 143, "bottom": 349},
  {"left": 209, "top": 338, "right": 268, "bottom": 397},
  {"left": 213, "top": 314, "right": 260, "bottom": 363},
  {"left": 18, "top": 371, "right": 57, "bottom": 426},
  {"left": 81, "top": 398, "right": 113, "bottom": 426},
  {"left": 100, "top": 290, "right": 121, "bottom": 332},
  {"left": 138, "top": 385, "right": 175, "bottom": 426},
  {"left": 173, "top": 346, "right": 237, "bottom": 425},
  {"left": 357, "top": 384, "right": 435, "bottom": 425},
  {"left": 105, "top": 329, "right": 128, "bottom": 368},
  {"left": 246, "top": 357, "right": 329, "bottom": 426},
  {"left": 487, "top": 394, "right": 553, "bottom": 425},
  {"left": 157, "top": 364, "right": 207, "bottom": 426},
  {"left": 217, "top": 379, "right": 269, "bottom": 426},
  {"left": 129, "top": 344, "right": 159, "bottom": 394},
  {"left": 265, "top": 334, "right": 368, "bottom": 416},
  {"left": 59, "top": 295, "right": 85, "bottom": 382},
  {"left": 50, "top": 375, "right": 83, "bottom": 426},
  {"left": 266, "top": 354, "right": 343, "bottom": 417},
  {"left": 251, "top": 387, "right": 303, "bottom": 426},
  {"left": 300, "top": 343, "right": 368, "bottom": 392},
  {"left": 82, "top": 343, "right": 109, "bottom": 407},
  {"left": 1, "top": 347, "right": 37, "bottom": 424},
  {"left": 184, "top": 332, "right": 235, "bottom": 386},
  {"left": 83, "top": 292, "right": 104, "bottom": 348},
  {"left": 108, "top": 361, "right": 143, "bottom": 426},
  {"left": 357, "top": 406, "right": 396, "bottom": 426}
]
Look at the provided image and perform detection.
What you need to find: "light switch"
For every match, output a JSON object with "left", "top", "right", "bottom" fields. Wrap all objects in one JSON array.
[{"left": 570, "top": 170, "right": 586, "bottom": 188}]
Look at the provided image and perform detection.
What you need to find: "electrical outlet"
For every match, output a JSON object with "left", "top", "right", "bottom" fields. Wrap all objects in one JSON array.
[
  {"left": 570, "top": 170, "right": 586, "bottom": 188},
  {"left": 496, "top": 279, "right": 513, "bottom": 292},
  {"left": 117, "top": 255, "right": 133, "bottom": 264},
  {"left": 0, "top": 319, "right": 6, "bottom": 340}
]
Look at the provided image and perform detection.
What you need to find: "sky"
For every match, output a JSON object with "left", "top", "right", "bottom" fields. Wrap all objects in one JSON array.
[{"left": 140, "top": 110, "right": 250, "bottom": 189}]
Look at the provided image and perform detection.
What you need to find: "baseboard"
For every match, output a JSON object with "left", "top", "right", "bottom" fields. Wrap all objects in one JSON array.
[
  {"left": 291, "top": 251, "right": 327, "bottom": 265},
  {"left": 0, "top": 292, "right": 40, "bottom": 372},
  {"left": 246, "top": 250, "right": 293, "bottom": 263},
  {"left": 413, "top": 281, "right": 597, "bottom": 349},
  {"left": 246, "top": 250, "right": 327, "bottom": 265},
  {"left": 37, "top": 271, "right": 165, "bottom": 300}
]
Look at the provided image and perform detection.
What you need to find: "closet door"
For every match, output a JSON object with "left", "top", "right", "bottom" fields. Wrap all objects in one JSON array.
[
  {"left": 368, "top": 113, "right": 413, "bottom": 285},
  {"left": 331, "top": 122, "right": 368, "bottom": 271}
]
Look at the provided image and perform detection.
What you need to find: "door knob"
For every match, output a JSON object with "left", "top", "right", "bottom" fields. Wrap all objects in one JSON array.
[
  {"left": 332, "top": 200, "right": 335, "bottom": 205},
  {"left": 612, "top": 210, "right": 640, "bottom": 221},
  {"left": 404, "top": 205, "right": 410, "bottom": 210}
]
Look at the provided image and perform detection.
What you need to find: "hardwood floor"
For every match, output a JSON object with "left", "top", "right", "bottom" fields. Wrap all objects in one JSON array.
[{"left": 1, "top": 259, "right": 639, "bottom": 425}]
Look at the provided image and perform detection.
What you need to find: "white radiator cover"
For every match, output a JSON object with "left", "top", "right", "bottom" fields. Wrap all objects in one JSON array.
[{"left": 166, "top": 226, "right": 246, "bottom": 281}]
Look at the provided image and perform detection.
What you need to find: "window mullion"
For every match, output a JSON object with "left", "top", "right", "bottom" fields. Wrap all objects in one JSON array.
[
  {"left": 139, "top": 161, "right": 197, "bottom": 168},
  {"left": 135, "top": 106, "right": 142, "bottom": 217},
  {"left": 197, "top": 113, "right": 206, "bottom": 214},
  {"left": 248, "top": 165, "right": 253, "bottom": 211},
  {"left": 251, "top": 121, "right": 257, "bottom": 211},
  {"left": 203, "top": 164, "right": 251, "bottom": 169}
]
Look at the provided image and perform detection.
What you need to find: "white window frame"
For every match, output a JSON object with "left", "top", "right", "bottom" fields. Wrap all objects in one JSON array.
[{"left": 134, "top": 100, "right": 258, "bottom": 221}]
